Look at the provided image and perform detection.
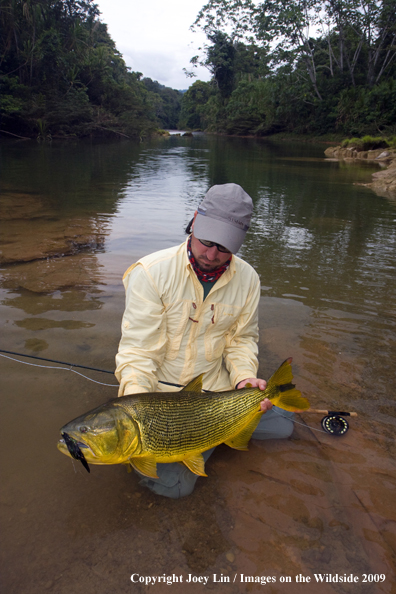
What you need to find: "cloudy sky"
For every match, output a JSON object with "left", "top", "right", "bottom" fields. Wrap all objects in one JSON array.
[{"left": 96, "top": 0, "right": 212, "bottom": 90}]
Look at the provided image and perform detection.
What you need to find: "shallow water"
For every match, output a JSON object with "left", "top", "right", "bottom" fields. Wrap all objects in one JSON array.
[{"left": 0, "top": 135, "right": 395, "bottom": 593}]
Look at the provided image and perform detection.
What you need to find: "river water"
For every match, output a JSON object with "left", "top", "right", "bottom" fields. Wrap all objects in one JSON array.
[{"left": 1, "top": 135, "right": 395, "bottom": 593}]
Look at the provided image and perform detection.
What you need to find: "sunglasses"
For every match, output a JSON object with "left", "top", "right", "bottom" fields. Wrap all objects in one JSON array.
[{"left": 198, "top": 239, "right": 231, "bottom": 253}]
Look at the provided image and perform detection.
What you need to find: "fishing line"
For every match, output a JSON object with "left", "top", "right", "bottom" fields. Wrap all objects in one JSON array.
[
  {"left": 0, "top": 349, "right": 114, "bottom": 374},
  {"left": 272, "top": 407, "right": 329, "bottom": 435},
  {"left": 0, "top": 353, "right": 119, "bottom": 387}
]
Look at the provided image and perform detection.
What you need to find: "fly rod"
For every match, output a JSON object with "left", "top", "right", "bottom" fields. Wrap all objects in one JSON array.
[{"left": 0, "top": 349, "right": 357, "bottom": 434}]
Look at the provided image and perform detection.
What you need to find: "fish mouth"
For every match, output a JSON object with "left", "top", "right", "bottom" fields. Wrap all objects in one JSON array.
[
  {"left": 59, "top": 432, "right": 91, "bottom": 473},
  {"left": 58, "top": 436, "right": 91, "bottom": 451}
]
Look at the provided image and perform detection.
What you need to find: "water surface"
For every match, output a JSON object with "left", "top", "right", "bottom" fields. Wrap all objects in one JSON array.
[{"left": 1, "top": 135, "right": 395, "bottom": 593}]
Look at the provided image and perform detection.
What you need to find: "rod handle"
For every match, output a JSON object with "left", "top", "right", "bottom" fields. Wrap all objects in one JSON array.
[{"left": 303, "top": 409, "right": 358, "bottom": 417}]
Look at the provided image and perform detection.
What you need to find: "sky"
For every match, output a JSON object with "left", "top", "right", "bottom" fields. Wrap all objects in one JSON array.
[{"left": 95, "top": 0, "right": 212, "bottom": 91}]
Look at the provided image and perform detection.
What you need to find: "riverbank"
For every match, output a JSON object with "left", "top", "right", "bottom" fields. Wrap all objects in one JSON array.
[{"left": 324, "top": 145, "right": 396, "bottom": 197}]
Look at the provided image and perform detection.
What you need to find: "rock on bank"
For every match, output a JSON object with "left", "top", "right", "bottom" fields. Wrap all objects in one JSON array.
[{"left": 324, "top": 146, "right": 396, "bottom": 197}]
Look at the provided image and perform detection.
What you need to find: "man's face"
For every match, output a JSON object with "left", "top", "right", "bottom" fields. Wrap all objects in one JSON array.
[{"left": 190, "top": 233, "right": 231, "bottom": 272}]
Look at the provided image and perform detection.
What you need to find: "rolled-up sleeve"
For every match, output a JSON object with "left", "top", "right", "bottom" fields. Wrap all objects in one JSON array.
[
  {"left": 222, "top": 276, "right": 260, "bottom": 388},
  {"left": 115, "top": 264, "right": 167, "bottom": 396}
]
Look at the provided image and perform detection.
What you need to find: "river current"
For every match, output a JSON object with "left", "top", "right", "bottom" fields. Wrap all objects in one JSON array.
[{"left": 1, "top": 134, "right": 395, "bottom": 593}]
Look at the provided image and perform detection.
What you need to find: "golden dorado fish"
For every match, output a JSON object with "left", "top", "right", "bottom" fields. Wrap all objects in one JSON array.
[{"left": 57, "top": 358, "right": 309, "bottom": 478}]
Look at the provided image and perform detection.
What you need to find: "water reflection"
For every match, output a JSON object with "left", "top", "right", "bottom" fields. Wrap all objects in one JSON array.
[{"left": 1, "top": 136, "right": 395, "bottom": 593}]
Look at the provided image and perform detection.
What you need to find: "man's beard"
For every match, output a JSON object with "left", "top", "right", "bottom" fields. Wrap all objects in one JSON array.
[{"left": 196, "top": 256, "right": 223, "bottom": 271}]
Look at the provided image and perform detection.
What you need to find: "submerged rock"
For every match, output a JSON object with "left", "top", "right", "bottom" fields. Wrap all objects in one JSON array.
[
  {"left": 1, "top": 253, "right": 103, "bottom": 293},
  {"left": 0, "top": 192, "right": 106, "bottom": 266},
  {"left": 24, "top": 338, "right": 49, "bottom": 352},
  {"left": 0, "top": 217, "right": 105, "bottom": 266},
  {"left": 0, "top": 191, "right": 108, "bottom": 293}
]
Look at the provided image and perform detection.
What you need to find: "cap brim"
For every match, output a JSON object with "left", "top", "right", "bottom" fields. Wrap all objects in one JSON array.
[{"left": 193, "top": 214, "right": 246, "bottom": 254}]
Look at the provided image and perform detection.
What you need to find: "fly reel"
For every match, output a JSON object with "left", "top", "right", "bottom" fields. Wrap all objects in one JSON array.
[{"left": 321, "top": 414, "right": 349, "bottom": 436}]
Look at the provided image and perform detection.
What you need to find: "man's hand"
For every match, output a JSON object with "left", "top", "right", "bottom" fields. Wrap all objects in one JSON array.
[
  {"left": 236, "top": 378, "right": 272, "bottom": 413},
  {"left": 237, "top": 377, "right": 267, "bottom": 390},
  {"left": 258, "top": 397, "right": 273, "bottom": 413}
]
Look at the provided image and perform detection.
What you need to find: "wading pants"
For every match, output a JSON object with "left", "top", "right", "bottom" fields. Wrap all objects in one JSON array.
[{"left": 136, "top": 407, "right": 294, "bottom": 499}]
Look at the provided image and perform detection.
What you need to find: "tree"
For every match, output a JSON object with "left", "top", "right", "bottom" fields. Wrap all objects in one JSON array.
[
  {"left": 142, "top": 78, "right": 183, "bottom": 129},
  {"left": 193, "top": 0, "right": 396, "bottom": 100},
  {"left": 0, "top": 0, "right": 158, "bottom": 137},
  {"left": 320, "top": 0, "right": 396, "bottom": 87},
  {"left": 205, "top": 31, "right": 236, "bottom": 98},
  {"left": 178, "top": 80, "right": 214, "bottom": 129}
]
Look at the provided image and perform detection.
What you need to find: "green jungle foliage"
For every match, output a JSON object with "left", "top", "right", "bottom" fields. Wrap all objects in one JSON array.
[
  {"left": 341, "top": 135, "right": 396, "bottom": 150},
  {"left": 180, "top": 0, "right": 396, "bottom": 136},
  {"left": 1, "top": 0, "right": 182, "bottom": 138},
  {"left": 142, "top": 78, "right": 183, "bottom": 129}
]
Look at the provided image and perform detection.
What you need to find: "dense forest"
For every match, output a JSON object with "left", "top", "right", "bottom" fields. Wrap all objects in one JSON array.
[
  {"left": 0, "top": 0, "right": 182, "bottom": 138},
  {"left": 180, "top": 0, "right": 396, "bottom": 136},
  {"left": 1, "top": 0, "right": 395, "bottom": 138}
]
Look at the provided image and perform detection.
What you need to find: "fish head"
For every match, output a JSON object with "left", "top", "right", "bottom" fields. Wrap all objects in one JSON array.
[{"left": 57, "top": 400, "right": 140, "bottom": 466}]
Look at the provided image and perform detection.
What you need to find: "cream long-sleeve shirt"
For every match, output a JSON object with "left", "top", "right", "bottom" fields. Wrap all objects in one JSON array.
[{"left": 115, "top": 239, "right": 260, "bottom": 396}]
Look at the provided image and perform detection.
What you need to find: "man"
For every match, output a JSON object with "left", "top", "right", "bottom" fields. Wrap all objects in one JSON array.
[{"left": 115, "top": 183, "right": 293, "bottom": 498}]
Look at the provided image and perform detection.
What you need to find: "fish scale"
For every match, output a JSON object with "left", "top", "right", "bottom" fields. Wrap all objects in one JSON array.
[{"left": 120, "top": 388, "right": 264, "bottom": 456}]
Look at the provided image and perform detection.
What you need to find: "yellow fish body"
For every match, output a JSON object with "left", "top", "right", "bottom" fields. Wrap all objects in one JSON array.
[{"left": 57, "top": 358, "right": 309, "bottom": 478}]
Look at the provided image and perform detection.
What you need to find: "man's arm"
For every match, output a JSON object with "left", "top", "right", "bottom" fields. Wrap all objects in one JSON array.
[
  {"left": 223, "top": 274, "right": 261, "bottom": 388},
  {"left": 115, "top": 264, "right": 167, "bottom": 396},
  {"left": 223, "top": 273, "right": 272, "bottom": 411}
]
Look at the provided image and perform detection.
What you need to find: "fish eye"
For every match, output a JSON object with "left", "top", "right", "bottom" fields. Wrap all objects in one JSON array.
[{"left": 79, "top": 426, "right": 89, "bottom": 433}]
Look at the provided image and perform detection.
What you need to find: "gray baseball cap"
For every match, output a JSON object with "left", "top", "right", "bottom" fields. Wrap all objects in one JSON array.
[{"left": 193, "top": 183, "right": 253, "bottom": 253}]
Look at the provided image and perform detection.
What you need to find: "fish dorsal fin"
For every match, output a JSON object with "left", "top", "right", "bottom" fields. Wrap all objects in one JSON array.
[
  {"left": 181, "top": 374, "right": 203, "bottom": 393},
  {"left": 129, "top": 455, "right": 159, "bottom": 478},
  {"left": 225, "top": 410, "right": 263, "bottom": 450},
  {"left": 270, "top": 388, "right": 310, "bottom": 412},
  {"left": 182, "top": 453, "right": 207, "bottom": 476}
]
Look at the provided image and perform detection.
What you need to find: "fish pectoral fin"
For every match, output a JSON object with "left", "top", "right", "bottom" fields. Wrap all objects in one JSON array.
[
  {"left": 271, "top": 388, "right": 310, "bottom": 412},
  {"left": 182, "top": 453, "right": 207, "bottom": 477},
  {"left": 129, "top": 456, "right": 159, "bottom": 478},
  {"left": 225, "top": 411, "right": 264, "bottom": 450},
  {"left": 181, "top": 374, "right": 204, "bottom": 393}
]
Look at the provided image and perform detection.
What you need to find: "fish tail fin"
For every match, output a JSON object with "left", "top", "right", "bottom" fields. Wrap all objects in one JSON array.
[
  {"left": 266, "top": 358, "right": 310, "bottom": 412},
  {"left": 266, "top": 357, "right": 294, "bottom": 389},
  {"left": 270, "top": 387, "right": 310, "bottom": 412}
]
